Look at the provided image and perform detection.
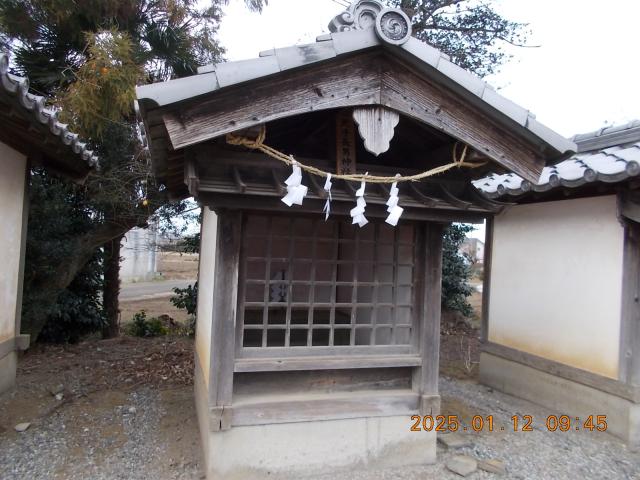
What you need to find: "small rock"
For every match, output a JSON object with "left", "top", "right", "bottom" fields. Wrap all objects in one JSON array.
[
  {"left": 49, "top": 384, "right": 64, "bottom": 395},
  {"left": 479, "top": 458, "right": 507, "bottom": 475},
  {"left": 55, "top": 393, "right": 64, "bottom": 401},
  {"left": 14, "top": 422, "right": 31, "bottom": 433},
  {"left": 128, "top": 406, "right": 137, "bottom": 414},
  {"left": 446, "top": 455, "right": 478, "bottom": 477},
  {"left": 438, "top": 432, "right": 472, "bottom": 449}
]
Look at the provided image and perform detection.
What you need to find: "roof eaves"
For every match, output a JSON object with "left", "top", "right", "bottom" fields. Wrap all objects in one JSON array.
[
  {"left": 0, "top": 53, "right": 99, "bottom": 170},
  {"left": 397, "top": 37, "right": 575, "bottom": 158},
  {"left": 135, "top": 23, "right": 574, "bottom": 163},
  {"left": 474, "top": 128, "right": 640, "bottom": 198}
]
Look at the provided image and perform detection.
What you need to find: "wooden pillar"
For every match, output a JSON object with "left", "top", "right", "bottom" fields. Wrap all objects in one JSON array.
[
  {"left": 481, "top": 217, "right": 494, "bottom": 343},
  {"left": 620, "top": 219, "right": 640, "bottom": 387},
  {"left": 208, "top": 210, "right": 242, "bottom": 431},
  {"left": 413, "top": 222, "right": 445, "bottom": 415}
]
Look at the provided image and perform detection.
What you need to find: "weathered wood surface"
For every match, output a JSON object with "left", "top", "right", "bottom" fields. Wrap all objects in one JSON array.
[
  {"left": 481, "top": 217, "right": 494, "bottom": 343},
  {"left": 231, "top": 390, "right": 419, "bottom": 426},
  {"left": 234, "top": 368, "right": 412, "bottom": 396},
  {"left": 352, "top": 106, "right": 400, "bottom": 156},
  {"left": 234, "top": 354, "right": 421, "bottom": 372},
  {"left": 620, "top": 190, "right": 640, "bottom": 224},
  {"left": 208, "top": 210, "right": 242, "bottom": 418},
  {"left": 482, "top": 341, "right": 640, "bottom": 403},
  {"left": 335, "top": 109, "right": 357, "bottom": 173},
  {"left": 412, "top": 222, "right": 444, "bottom": 412},
  {"left": 161, "top": 53, "right": 546, "bottom": 183},
  {"left": 619, "top": 219, "right": 640, "bottom": 387},
  {"left": 197, "top": 193, "right": 488, "bottom": 224}
]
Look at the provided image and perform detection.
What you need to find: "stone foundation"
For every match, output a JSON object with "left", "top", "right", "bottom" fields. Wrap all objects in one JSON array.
[
  {"left": 203, "top": 415, "right": 435, "bottom": 480},
  {"left": 480, "top": 352, "right": 640, "bottom": 449}
]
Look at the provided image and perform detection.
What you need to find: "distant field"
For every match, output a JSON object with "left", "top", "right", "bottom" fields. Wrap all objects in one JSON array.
[{"left": 158, "top": 252, "right": 199, "bottom": 280}]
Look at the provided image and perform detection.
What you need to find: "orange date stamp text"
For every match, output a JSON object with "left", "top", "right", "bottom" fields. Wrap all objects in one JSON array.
[{"left": 410, "top": 414, "right": 608, "bottom": 433}]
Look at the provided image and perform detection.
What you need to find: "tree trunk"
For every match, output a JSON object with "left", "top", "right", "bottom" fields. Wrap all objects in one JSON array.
[
  {"left": 22, "top": 219, "right": 144, "bottom": 340},
  {"left": 102, "top": 234, "right": 123, "bottom": 339}
]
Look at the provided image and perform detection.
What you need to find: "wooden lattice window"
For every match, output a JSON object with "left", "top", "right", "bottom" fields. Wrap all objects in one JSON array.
[{"left": 237, "top": 214, "right": 419, "bottom": 355}]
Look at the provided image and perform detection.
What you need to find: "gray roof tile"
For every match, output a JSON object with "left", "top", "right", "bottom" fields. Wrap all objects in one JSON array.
[
  {"left": 330, "top": 28, "right": 379, "bottom": 56},
  {"left": 399, "top": 37, "right": 442, "bottom": 68},
  {"left": 0, "top": 53, "right": 98, "bottom": 168},
  {"left": 482, "top": 87, "right": 529, "bottom": 126},
  {"left": 136, "top": 6, "right": 574, "bottom": 162},
  {"left": 274, "top": 41, "right": 337, "bottom": 71},
  {"left": 474, "top": 121, "right": 640, "bottom": 197},
  {"left": 436, "top": 58, "right": 486, "bottom": 98},
  {"left": 215, "top": 56, "right": 280, "bottom": 88}
]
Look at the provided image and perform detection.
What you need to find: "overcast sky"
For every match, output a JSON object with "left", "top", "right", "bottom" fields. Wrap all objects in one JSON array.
[
  {"left": 218, "top": 0, "right": 639, "bottom": 137},
  {"left": 214, "top": 0, "right": 639, "bottom": 239}
]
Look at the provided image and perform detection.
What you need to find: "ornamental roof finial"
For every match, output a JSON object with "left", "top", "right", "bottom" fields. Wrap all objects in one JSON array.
[{"left": 328, "top": 0, "right": 412, "bottom": 46}]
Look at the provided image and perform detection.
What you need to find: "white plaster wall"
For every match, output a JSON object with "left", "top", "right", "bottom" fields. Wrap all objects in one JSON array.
[
  {"left": 489, "top": 196, "right": 624, "bottom": 379},
  {"left": 196, "top": 208, "right": 218, "bottom": 387},
  {"left": 0, "top": 143, "right": 27, "bottom": 342}
]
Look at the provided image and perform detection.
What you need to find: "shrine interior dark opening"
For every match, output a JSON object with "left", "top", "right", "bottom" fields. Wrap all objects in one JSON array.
[{"left": 238, "top": 213, "right": 419, "bottom": 351}]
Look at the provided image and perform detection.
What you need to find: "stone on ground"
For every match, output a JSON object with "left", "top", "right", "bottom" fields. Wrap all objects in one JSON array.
[
  {"left": 478, "top": 458, "right": 506, "bottom": 475},
  {"left": 446, "top": 455, "right": 477, "bottom": 477},
  {"left": 14, "top": 422, "right": 31, "bottom": 433},
  {"left": 438, "top": 432, "right": 472, "bottom": 449}
]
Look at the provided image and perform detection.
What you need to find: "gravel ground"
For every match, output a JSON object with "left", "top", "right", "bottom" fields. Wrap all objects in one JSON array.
[
  {"left": 309, "top": 376, "right": 640, "bottom": 480},
  {"left": 1, "top": 336, "right": 639, "bottom": 479},
  {"left": 0, "top": 386, "right": 203, "bottom": 480}
]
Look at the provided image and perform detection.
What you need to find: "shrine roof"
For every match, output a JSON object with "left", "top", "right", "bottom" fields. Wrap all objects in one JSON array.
[
  {"left": 473, "top": 120, "right": 640, "bottom": 198},
  {"left": 136, "top": 27, "right": 573, "bottom": 158},
  {"left": 0, "top": 52, "right": 98, "bottom": 181}
]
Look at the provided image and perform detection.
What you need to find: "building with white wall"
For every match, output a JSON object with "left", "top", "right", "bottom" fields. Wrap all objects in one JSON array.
[
  {"left": 120, "top": 225, "right": 159, "bottom": 283},
  {"left": 0, "top": 53, "right": 96, "bottom": 393},
  {"left": 475, "top": 121, "right": 640, "bottom": 447}
]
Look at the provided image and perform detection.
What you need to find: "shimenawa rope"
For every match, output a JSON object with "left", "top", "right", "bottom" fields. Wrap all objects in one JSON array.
[{"left": 226, "top": 125, "right": 487, "bottom": 184}]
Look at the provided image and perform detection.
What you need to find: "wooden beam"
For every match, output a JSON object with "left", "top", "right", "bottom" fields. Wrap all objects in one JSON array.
[
  {"left": 234, "top": 355, "right": 421, "bottom": 372},
  {"left": 412, "top": 222, "right": 445, "bottom": 413},
  {"left": 438, "top": 184, "right": 472, "bottom": 210},
  {"left": 466, "top": 185, "right": 511, "bottom": 213},
  {"left": 208, "top": 210, "right": 242, "bottom": 430},
  {"left": 407, "top": 183, "right": 439, "bottom": 207},
  {"left": 481, "top": 217, "right": 494, "bottom": 343},
  {"left": 231, "top": 390, "right": 419, "bottom": 427},
  {"left": 379, "top": 58, "right": 546, "bottom": 183},
  {"left": 164, "top": 54, "right": 382, "bottom": 150},
  {"left": 620, "top": 190, "right": 640, "bottom": 223},
  {"left": 197, "top": 192, "right": 487, "bottom": 224},
  {"left": 162, "top": 53, "right": 546, "bottom": 182},
  {"left": 482, "top": 341, "right": 640, "bottom": 403},
  {"left": 619, "top": 219, "right": 640, "bottom": 386}
]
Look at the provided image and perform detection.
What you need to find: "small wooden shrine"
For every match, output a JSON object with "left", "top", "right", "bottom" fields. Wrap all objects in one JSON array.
[{"left": 136, "top": 1, "right": 574, "bottom": 478}]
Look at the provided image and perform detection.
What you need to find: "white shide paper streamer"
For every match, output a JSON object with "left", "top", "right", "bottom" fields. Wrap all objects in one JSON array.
[
  {"left": 350, "top": 173, "right": 369, "bottom": 228},
  {"left": 323, "top": 173, "right": 333, "bottom": 220},
  {"left": 385, "top": 175, "right": 404, "bottom": 226},
  {"left": 281, "top": 159, "right": 308, "bottom": 207},
  {"left": 280, "top": 163, "right": 405, "bottom": 228}
]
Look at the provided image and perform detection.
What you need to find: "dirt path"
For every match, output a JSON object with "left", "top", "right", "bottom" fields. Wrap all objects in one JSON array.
[{"left": 0, "top": 337, "right": 202, "bottom": 480}]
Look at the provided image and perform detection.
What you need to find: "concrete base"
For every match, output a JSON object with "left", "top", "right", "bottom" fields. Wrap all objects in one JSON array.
[
  {"left": 0, "top": 351, "right": 17, "bottom": 394},
  {"left": 480, "top": 352, "right": 640, "bottom": 449},
  {"left": 204, "top": 415, "right": 435, "bottom": 480}
]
